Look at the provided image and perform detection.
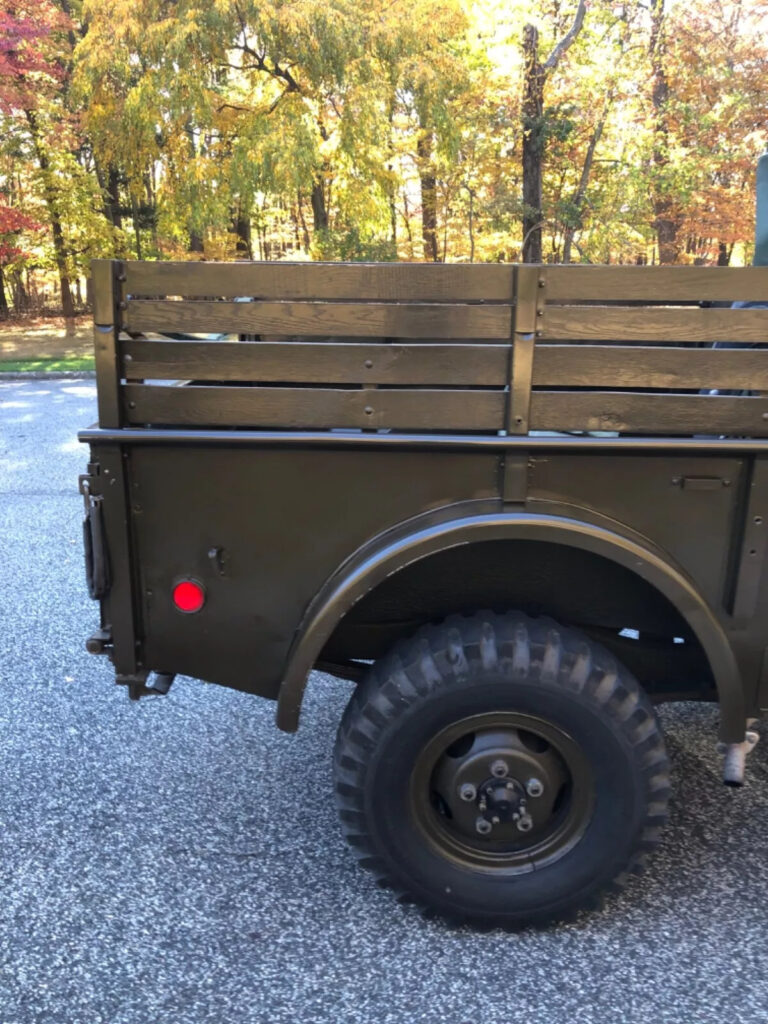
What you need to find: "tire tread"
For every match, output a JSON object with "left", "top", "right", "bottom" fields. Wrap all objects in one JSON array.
[{"left": 333, "top": 611, "right": 670, "bottom": 930}]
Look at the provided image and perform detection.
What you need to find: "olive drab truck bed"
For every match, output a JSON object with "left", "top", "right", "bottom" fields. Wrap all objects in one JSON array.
[
  {"left": 79, "top": 259, "right": 768, "bottom": 740},
  {"left": 78, "top": 256, "right": 768, "bottom": 927}
]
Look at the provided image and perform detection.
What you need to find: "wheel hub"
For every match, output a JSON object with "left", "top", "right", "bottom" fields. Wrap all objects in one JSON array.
[
  {"left": 416, "top": 716, "right": 587, "bottom": 863},
  {"left": 478, "top": 777, "right": 525, "bottom": 824}
]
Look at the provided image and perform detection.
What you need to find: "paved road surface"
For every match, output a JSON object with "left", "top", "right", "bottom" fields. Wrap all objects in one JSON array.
[{"left": 1, "top": 378, "right": 767, "bottom": 1024}]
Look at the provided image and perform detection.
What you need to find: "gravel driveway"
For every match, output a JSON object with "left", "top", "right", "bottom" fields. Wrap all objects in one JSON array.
[{"left": 1, "top": 378, "right": 768, "bottom": 1024}]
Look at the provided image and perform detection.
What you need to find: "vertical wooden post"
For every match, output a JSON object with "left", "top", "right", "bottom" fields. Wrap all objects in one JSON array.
[
  {"left": 508, "top": 264, "right": 543, "bottom": 434},
  {"left": 91, "top": 259, "right": 125, "bottom": 428}
]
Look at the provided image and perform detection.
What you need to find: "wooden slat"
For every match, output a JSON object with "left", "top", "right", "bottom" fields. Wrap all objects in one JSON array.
[
  {"left": 545, "top": 265, "right": 768, "bottom": 302},
  {"left": 125, "top": 299, "right": 511, "bottom": 340},
  {"left": 534, "top": 345, "right": 768, "bottom": 390},
  {"left": 123, "top": 383, "right": 505, "bottom": 430},
  {"left": 91, "top": 259, "right": 124, "bottom": 429},
  {"left": 125, "top": 260, "right": 514, "bottom": 302},
  {"left": 530, "top": 391, "right": 768, "bottom": 435},
  {"left": 543, "top": 306, "right": 768, "bottom": 343},
  {"left": 121, "top": 339, "right": 509, "bottom": 386}
]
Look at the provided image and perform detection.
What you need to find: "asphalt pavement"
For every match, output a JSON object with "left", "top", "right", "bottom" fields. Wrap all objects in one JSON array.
[{"left": 1, "top": 378, "right": 768, "bottom": 1024}]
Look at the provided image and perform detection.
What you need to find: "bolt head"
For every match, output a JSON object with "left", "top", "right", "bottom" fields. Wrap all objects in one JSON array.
[
  {"left": 490, "top": 759, "right": 509, "bottom": 778},
  {"left": 459, "top": 783, "right": 477, "bottom": 802},
  {"left": 475, "top": 817, "right": 493, "bottom": 835},
  {"left": 526, "top": 778, "right": 544, "bottom": 798},
  {"left": 517, "top": 815, "right": 534, "bottom": 833}
]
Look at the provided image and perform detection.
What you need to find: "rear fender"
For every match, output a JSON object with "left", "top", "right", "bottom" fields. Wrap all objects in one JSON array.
[{"left": 276, "top": 504, "right": 745, "bottom": 742}]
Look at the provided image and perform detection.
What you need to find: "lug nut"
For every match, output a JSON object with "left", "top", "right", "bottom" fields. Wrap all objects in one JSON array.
[
  {"left": 459, "top": 783, "right": 477, "bottom": 802},
  {"left": 526, "top": 778, "right": 544, "bottom": 798},
  {"left": 476, "top": 817, "right": 493, "bottom": 835},
  {"left": 517, "top": 813, "right": 534, "bottom": 833},
  {"left": 490, "top": 759, "right": 509, "bottom": 778}
]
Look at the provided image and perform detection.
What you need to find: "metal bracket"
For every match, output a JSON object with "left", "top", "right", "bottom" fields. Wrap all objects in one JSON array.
[
  {"left": 501, "top": 453, "right": 529, "bottom": 503},
  {"left": 718, "top": 721, "right": 760, "bottom": 785}
]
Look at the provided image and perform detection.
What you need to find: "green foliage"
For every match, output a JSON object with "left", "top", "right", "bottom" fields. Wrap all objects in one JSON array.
[
  {"left": 0, "top": 0, "right": 767, "bottom": 309},
  {"left": 312, "top": 227, "right": 397, "bottom": 262}
]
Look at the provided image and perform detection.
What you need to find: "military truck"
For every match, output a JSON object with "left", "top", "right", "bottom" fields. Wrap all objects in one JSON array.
[{"left": 79, "top": 247, "right": 768, "bottom": 929}]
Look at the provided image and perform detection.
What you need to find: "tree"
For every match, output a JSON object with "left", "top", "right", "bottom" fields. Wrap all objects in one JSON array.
[
  {"left": 521, "top": 0, "right": 586, "bottom": 263},
  {"left": 0, "top": 202, "right": 38, "bottom": 316},
  {"left": 2, "top": 0, "right": 767, "bottom": 288},
  {"left": 1, "top": 0, "right": 81, "bottom": 314}
]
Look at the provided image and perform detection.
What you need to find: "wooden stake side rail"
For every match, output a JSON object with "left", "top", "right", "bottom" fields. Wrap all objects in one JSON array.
[
  {"left": 124, "top": 260, "right": 768, "bottom": 304},
  {"left": 91, "top": 258, "right": 768, "bottom": 436},
  {"left": 543, "top": 264, "right": 768, "bottom": 302},
  {"left": 533, "top": 346, "right": 768, "bottom": 390},
  {"left": 541, "top": 306, "right": 768, "bottom": 343},
  {"left": 124, "top": 299, "right": 512, "bottom": 340},
  {"left": 124, "top": 260, "right": 515, "bottom": 302},
  {"left": 530, "top": 392, "right": 768, "bottom": 435},
  {"left": 121, "top": 339, "right": 510, "bottom": 387},
  {"left": 123, "top": 338, "right": 768, "bottom": 392},
  {"left": 121, "top": 381, "right": 768, "bottom": 435},
  {"left": 123, "top": 383, "right": 506, "bottom": 431}
]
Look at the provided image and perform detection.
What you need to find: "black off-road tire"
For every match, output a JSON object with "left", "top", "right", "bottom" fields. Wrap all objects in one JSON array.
[{"left": 333, "top": 612, "right": 670, "bottom": 929}]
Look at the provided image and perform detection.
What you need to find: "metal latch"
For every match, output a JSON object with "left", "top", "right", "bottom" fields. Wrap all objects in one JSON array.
[
  {"left": 80, "top": 469, "right": 111, "bottom": 599},
  {"left": 672, "top": 476, "right": 731, "bottom": 490},
  {"left": 86, "top": 628, "right": 113, "bottom": 655}
]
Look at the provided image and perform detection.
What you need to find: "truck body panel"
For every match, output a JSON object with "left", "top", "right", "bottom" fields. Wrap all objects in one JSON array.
[{"left": 80, "top": 259, "right": 768, "bottom": 745}]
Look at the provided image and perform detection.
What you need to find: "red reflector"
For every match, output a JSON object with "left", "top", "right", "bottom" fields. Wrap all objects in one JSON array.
[{"left": 172, "top": 580, "right": 205, "bottom": 614}]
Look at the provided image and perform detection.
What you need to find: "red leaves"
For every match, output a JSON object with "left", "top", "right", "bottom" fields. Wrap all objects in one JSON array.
[
  {"left": 0, "top": 0, "right": 68, "bottom": 113},
  {"left": 0, "top": 203, "right": 39, "bottom": 266},
  {"left": 0, "top": 205, "right": 38, "bottom": 234}
]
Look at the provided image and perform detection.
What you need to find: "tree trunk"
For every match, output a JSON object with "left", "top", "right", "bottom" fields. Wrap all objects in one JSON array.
[
  {"left": 0, "top": 266, "right": 8, "bottom": 319},
  {"left": 311, "top": 177, "right": 328, "bottom": 233},
  {"left": 94, "top": 161, "right": 123, "bottom": 254},
  {"left": 466, "top": 187, "right": 475, "bottom": 263},
  {"left": 717, "top": 241, "right": 733, "bottom": 266},
  {"left": 297, "top": 192, "right": 311, "bottom": 252},
  {"left": 131, "top": 196, "right": 143, "bottom": 260},
  {"left": 402, "top": 190, "right": 415, "bottom": 259},
  {"left": 25, "top": 109, "right": 76, "bottom": 318},
  {"left": 108, "top": 167, "right": 123, "bottom": 230},
  {"left": 522, "top": 24, "right": 545, "bottom": 264},
  {"left": 10, "top": 269, "right": 30, "bottom": 312},
  {"left": 144, "top": 172, "right": 158, "bottom": 253},
  {"left": 562, "top": 105, "right": 610, "bottom": 264},
  {"left": 387, "top": 99, "right": 398, "bottom": 247},
  {"left": 232, "top": 204, "right": 252, "bottom": 259},
  {"left": 185, "top": 122, "right": 205, "bottom": 254},
  {"left": 417, "top": 131, "right": 439, "bottom": 262},
  {"left": 521, "top": 2, "right": 587, "bottom": 264},
  {"left": 650, "top": 0, "right": 679, "bottom": 264},
  {"left": 291, "top": 203, "right": 301, "bottom": 252}
]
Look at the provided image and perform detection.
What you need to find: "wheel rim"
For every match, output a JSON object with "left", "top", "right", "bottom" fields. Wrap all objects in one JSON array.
[{"left": 409, "top": 712, "right": 595, "bottom": 873}]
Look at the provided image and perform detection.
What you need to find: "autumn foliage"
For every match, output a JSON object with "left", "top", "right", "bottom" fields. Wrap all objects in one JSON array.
[{"left": 0, "top": 0, "right": 767, "bottom": 316}]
